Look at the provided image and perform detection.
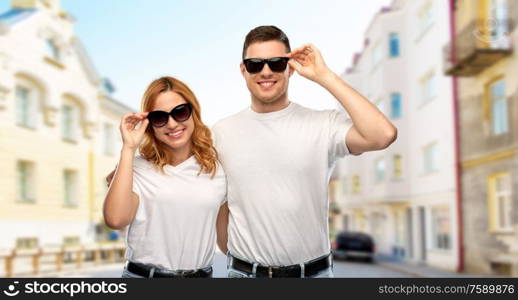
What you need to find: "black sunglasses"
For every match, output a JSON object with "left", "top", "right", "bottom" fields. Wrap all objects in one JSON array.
[
  {"left": 147, "top": 103, "right": 193, "bottom": 127},
  {"left": 243, "top": 57, "right": 290, "bottom": 74}
]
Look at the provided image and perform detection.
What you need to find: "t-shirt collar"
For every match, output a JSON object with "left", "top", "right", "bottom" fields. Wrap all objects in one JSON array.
[{"left": 247, "top": 101, "right": 297, "bottom": 120}]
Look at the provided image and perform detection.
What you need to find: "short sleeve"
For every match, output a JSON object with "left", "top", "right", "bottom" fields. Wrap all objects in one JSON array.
[
  {"left": 217, "top": 162, "right": 228, "bottom": 206},
  {"left": 328, "top": 110, "right": 354, "bottom": 163},
  {"left": 131, "top": 159, "right": 147, "bottom": 222}
]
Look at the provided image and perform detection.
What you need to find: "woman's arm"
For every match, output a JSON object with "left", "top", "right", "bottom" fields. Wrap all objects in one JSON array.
[
  {"left": 103, "top": 112, "right": 149, "bottom": 229},
  {"left": 216, "top": 202, "right": 229, "bottom": 254},
  {"left": 103, "top": 148, "right": 139, "bottom": 229}
]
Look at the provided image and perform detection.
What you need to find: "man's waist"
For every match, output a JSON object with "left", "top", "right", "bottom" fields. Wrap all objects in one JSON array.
[
  {"left": 228, "top": 253, "right": 332, "bottom": 278},
  {"left": 228, "top": 238, "right": 331, "bottom": 266}
]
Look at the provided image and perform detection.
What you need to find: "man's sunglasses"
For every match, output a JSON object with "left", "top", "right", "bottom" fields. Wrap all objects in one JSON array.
[
  {"left": 243, "top": 57, "right": 290, "bottom": 74},
  {"left": 147, "top": 103, "right": 193, "bottom": 127}
]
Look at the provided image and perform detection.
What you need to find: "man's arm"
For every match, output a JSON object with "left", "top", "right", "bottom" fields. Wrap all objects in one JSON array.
[
  {"left": 288, "top": 44, "right": 397, "bottom": 155},
  {"left": 216, "top": 202, "right": 229, "bottom": 254},
  {"left": 320, "top": 71, "right": 397, "bottom": 155}
]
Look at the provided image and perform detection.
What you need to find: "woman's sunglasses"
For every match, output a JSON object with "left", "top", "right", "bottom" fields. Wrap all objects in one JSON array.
[
  {"left": 243, "top": 57, "right": 290, "bottom": 74},
  {"left": 147, "top": 103, "right": 193, "bottom": 127}
]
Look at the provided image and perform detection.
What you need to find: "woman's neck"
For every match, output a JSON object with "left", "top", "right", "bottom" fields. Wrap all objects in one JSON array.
[{"left": 168, "top": 144, "right": 193, "bottom": 166}]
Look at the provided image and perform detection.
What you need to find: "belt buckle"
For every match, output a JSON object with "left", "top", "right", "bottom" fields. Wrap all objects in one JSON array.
[
  {"left": 177, "top": 270, "right": 194, "bottom": 277},
  {"left": 268, "top": 266, "right": 273, "bottom": 278}
]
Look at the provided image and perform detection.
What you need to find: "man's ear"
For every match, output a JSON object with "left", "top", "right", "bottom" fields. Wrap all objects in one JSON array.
[
  {"left": 240, "top": 62, "right": 246, "bottom": 78},
  {"left": 288, "top": 64, "right": 295, "bottom": 77}
]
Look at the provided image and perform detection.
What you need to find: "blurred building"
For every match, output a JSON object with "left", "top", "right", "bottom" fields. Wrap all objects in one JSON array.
[
  {"left": 0, "top": 0, "right": 131, "bottom": 250},
  {"left": 444, "top": 0, "right": 518, "bottom": 276},
  {"left": 332, "top": 0, "right": 461, "bottom": 272}
]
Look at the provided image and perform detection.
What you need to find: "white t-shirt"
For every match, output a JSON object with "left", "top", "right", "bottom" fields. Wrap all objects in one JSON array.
[
  {"left": 125, "top": 155, "right": 227, "bottom": 270},
  {"left": 212, "top": 102, "right": 353, "bottom": 266}
]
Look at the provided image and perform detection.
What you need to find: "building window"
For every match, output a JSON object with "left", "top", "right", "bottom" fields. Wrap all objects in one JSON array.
[
  {"left": 352, "top": 175, "right": 361, "bottom": 194},
  {"left": 488, "top": 172, "right": 513, "bottom": 232},
  {"left": 16, "top": 85, "right": 36, "bottom": 128},
  {"left": 16, "top": 237, "right": 39, "bottom": 249},
  {"left": 371, "top": 212, "right": 384, "bottom": 240},
  {"left": 423, "top": 142, "right": 438, "bottom": 174},
  {"left": 489, "top": 79, "right": 508, "bottom": 136},
  {"left": 393, "top": 154, "right": 402, "bottom": 179},
  {"left": 420, "top": 71, "right": 436, "bottom": 105},
  {"left": 103, "top": 123, "right": 115, "bottom": 155},
  {"left": 375, "top": 158, "right": 386, "bottom": 183},
  {"left": 62, "top": 104, "right": 77, "bottom": 141},
  {"left": 489, "top": 0, "right": 510, "bottom": 47},
  {"left": 372, "top": 42, "right": 383, "bottom": 69},
  {"left": 394, "top": 210, "right": 406, "bottom": 248},
  {"left": 390, "top": 93, "right": 402, "bottom": 119},
  {"left": 63, "top": 170, "right": 78, "bottom": 207},
  {"left": 431, "top": 207, "right": 451, "bottom": 250},
  {"left": 389, "top": 33, "right": 400, "bottom": 57},
  {"left": 341, "top": 176, "right": 348, "bottom": 195},
  {"left": 17, "top": 161, "right": 35, "bottom": 203},
  {"left": 46, "top": 39, "right": 61, "bottom": 62},
  {"left": 418, "top": 0, "right": 434, "bottom": 37}
]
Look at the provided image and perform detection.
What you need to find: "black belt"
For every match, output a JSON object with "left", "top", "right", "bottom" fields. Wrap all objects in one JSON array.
[
  {"left": 126, "top": 262, "right": 212, "bottom": 278},
  {"left": 230, "top": 254, "right": 332, "bottom": 278}
]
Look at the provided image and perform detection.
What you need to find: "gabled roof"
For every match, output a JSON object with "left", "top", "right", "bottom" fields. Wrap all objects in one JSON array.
[{"left": 71, "top": 37, "right": 102, "bottom": 85}]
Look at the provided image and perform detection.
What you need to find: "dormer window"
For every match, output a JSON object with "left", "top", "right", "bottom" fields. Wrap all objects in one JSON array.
[{"left": 46, "top": 39, "right": 61, "bottom": 62}]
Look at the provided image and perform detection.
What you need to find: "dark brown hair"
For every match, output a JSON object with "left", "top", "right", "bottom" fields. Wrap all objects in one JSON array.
[{"left": 242, "top": 25, "right": 291, "bottom": 59}]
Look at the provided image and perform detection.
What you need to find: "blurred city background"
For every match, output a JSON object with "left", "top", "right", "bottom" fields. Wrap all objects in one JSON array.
[{"left": 0, "top": 0, "right": 516, "bottom": 277}]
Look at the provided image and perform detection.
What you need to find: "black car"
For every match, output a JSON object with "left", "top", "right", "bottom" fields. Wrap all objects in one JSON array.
[{"left": 332, "top": 231, "right": 375, "bottom": 262}]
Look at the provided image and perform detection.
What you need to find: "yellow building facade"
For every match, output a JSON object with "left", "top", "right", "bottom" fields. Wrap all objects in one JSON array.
[
  {"left": 0, "top": 0, "right": 131, "bottom": 251},
  {"left": 445, "top": 0, "right": 518, "bottom": 276}
]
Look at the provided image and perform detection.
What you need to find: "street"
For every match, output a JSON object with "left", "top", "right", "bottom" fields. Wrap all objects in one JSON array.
[{"left": 56, "top": 252, "right": 415, "bottom": 278}]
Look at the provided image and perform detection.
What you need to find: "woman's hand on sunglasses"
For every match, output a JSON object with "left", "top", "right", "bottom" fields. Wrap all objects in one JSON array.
[
  {"left": 120, "top": 112, "right": 149, "bottom": 152},
  {"left": 288, "top": 43, "right": 332, "bottom": 84}
]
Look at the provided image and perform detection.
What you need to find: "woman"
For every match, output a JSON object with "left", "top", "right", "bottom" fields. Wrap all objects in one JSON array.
[{"left": 103, "top": 76, "right": 228, "bottom": 278}]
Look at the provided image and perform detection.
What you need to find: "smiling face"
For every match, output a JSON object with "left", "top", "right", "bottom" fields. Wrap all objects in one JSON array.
[
  {"left": 151, "top": 91, "right": 194, "bottom": 155},
  {"left": 241, "top": 40, "right": 294, "bottom": 112}
]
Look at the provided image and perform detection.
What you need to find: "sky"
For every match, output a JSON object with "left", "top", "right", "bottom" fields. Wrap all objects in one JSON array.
[{"left": 2, "top": 0, "right": 392, "bottom": 125}]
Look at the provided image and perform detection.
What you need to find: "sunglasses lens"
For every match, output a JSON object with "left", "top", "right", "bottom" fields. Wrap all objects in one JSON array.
[
  {"left": 244, "top": 59, "right": 264, "bottom": 74},
  {"left": 148, "top": 111, "right": 169, "bottom": 127},
  {"left": 268, "top": 57, "right": 288, "bottom": 72},
  {"left": 172, "top": 104, "right": 192, "bottom": 122}
]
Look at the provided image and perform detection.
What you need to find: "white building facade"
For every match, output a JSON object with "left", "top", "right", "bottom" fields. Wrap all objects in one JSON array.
[{"left": 334, "top": 0, "right": 460, "bottom": 271}]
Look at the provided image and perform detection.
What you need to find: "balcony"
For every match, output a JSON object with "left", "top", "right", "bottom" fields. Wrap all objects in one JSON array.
[{"left": 444, "top": 19, "right": 514, "bottom": 77}]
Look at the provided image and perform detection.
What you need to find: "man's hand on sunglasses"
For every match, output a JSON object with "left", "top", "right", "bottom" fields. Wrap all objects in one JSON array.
[{"left": 288, "top": 44, "right": 333, "bottom": 85}]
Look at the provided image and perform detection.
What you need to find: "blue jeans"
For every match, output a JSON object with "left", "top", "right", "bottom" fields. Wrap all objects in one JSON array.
[{"left": 226, "top": 253, "right": 334, "bottom": 278}]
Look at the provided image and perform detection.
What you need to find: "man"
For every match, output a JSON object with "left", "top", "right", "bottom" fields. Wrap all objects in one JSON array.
[
  {"left": 107, "top": 25, "right": 396, "bottom": 278},
  {"left": 212, "top": 26, "right": 397, "bottom": 278}
]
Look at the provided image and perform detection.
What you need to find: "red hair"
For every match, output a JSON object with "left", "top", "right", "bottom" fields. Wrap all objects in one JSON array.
[{"left": 139, "top": 76, "right": 217, "bottom": 177}]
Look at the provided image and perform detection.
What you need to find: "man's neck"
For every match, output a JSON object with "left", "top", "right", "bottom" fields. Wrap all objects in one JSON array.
[{"left": 251, "top": 96, "right": 290, "bottom": 113}]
